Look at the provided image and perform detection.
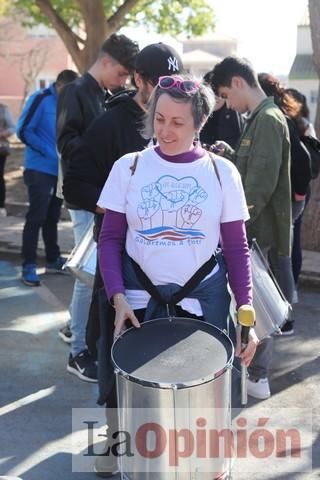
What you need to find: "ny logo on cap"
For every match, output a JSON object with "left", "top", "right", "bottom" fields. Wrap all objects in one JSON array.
[{"left": 167, "top": 56, "right": 179, "bottom": 72}]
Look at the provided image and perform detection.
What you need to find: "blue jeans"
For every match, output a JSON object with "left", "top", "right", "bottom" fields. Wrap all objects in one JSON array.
[
  {"left": 68, "top": 209, "right": 94, "bottom": 357},
  {"left": 22, "top": 169, "right": 62, "bottom": 265}
]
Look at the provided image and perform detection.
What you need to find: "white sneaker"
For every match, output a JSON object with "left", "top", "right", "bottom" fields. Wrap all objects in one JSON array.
[
  {"left": 247, "top": 377, "right": 271, "bottom": 400},
  {"left": 0, "top": 207, "right": 7, "bottom": 217}
]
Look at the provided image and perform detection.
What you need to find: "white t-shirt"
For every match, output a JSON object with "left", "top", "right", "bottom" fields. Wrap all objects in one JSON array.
[{"left": 98, "top": 147, "right": 249, "bottom": 313}]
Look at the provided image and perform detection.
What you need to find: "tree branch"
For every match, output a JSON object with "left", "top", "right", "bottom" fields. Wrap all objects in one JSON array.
[
  {"left": 106, "top": 0, "right": 141, "bottom": 31},
  {"left": 35, "top": 0, "right": 84, "bottom": 53}
]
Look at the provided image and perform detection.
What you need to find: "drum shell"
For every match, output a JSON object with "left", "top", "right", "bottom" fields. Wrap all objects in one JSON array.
[
  {"left": 63, "top": 219, "right": 96, "bottom": 287},
  {"left": 250, "top": 243, "right": 290, "bottom": 339},
  {"left": 112, "top": 318, "right": 234, "bottom": 479}
]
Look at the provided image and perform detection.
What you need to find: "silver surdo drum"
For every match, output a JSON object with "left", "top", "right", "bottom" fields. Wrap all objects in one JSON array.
[
  {"left": 230, "top": 240, "right": 290, "bottom": 339},
  {"left": 112, "top": 317, "right": 234, "bottom": 480},
  {"left": 249, "top": 240, "right": 290, "bottom": 339},
  {"left": 63, "top": 219, "right": 96, "bottom": 286}
]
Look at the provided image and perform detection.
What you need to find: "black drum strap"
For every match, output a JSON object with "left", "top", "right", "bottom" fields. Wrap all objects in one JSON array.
[
  {"left": 130, "top": 258, "right": 165, "bottom": 305},
  {"left": 129, "top": 254, "right": 217, "bottom": 308},
  {"left": 171, "top": 255, "right": 217, "bottom": 305}
]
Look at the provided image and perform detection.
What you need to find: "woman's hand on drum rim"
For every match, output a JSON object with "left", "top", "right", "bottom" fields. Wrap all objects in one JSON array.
[
  {"left": 235, "top": 328, "right": 259, "bottom": 367},
  {"left": 112, "top": 293, "right": 140, "bottom": 339}
]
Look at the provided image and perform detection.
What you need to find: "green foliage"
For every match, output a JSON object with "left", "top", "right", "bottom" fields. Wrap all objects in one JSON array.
[
  {"left": 0, "top": 0, "right": 11, "bottom": 16},
  {"left": 129, "top": 0, "right": 215, "bottom": 37},
  {"left": 4, "top": 0, "right": 215, "bottom": 37},
  {"left": 6, "top": 0, "right": 82, "bottom": 28}
]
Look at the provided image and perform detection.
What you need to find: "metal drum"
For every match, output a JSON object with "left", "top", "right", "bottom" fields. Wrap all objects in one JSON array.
[
  {"left": 63, "top": 219, "right": 96, "bottom": 287},
  {"left": 112, "top": 317, "right": 234, "bottom": 480},
  {"left": 250, "top": 240, "right": 290, "bottom": 339}
]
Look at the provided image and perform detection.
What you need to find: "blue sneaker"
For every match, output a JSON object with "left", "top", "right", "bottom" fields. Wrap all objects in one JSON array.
[
  {"left": 22, "top": 263, "right": 41, "bottom": 287},
  {"left": 45, "top": 256, "right": 67, "bottom": 274}
]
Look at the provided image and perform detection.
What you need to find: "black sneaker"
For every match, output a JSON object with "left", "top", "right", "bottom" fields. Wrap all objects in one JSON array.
[
  {"left": 58, "top": 324, "right": 72, "bottom": 344},
  {"left": 67, "top": 350, "right": 98, "bottom": 382},
  {"left": 280, "top": 320, "right": 294, "bottom": 336}
]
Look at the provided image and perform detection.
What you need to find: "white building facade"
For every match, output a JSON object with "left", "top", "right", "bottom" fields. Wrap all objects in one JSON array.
[{"left": 288, "top": 18, "right": 319, "bottom": 123}]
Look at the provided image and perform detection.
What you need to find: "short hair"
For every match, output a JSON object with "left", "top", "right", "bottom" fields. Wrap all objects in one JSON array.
[
  {"left": 142, "top": 75, "right": 215, "bottom": 139},
  {"left": 56, "top": 69, "right": 78, "bottom": 87},
  {"left": 211, "top": 56, "right": 259, "bottom": 92},
  {"left": 99, "top": 33, "right": 139, "bottom": 72}
]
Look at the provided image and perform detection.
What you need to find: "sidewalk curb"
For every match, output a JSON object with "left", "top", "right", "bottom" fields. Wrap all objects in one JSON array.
[
  {"left": 298, "top": 273, "right": 320, "bottom": 288},
  {"left": 0, "top": 245, "right": 72, "bottom": 261},
  {"left": 1, "top": 244, "right": 319, "bottom": 287}
]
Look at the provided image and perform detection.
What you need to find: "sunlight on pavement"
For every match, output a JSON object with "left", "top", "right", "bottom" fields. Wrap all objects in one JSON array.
[
  {"left": 0, "top": 387, "right": 56, "bottom": 417},
  {"left": 0, "top": 458, "right": 15, "bottom": 467},
  {"left": 0, "top": 310, "right": 68, "bottom": 335},
  {"left": 5, "top": 430, "right": 94, "bottom": 478},
  {"left": 0, "top": 287, "right": 34, "bottom": 301}
]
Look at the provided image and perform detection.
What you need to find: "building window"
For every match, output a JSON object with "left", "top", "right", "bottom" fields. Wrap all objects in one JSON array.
[{"left": 310, "top": 90, "right": 318, "bottom": 104}]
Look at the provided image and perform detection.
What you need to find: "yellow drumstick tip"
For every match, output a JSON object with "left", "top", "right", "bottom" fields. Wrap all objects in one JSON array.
[{"left": 237, "top": 304, "right": 256, "bottom": 327}]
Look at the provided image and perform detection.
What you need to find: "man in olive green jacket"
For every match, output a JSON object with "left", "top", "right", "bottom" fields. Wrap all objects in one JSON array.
[{"left": 211, "top": 56, "right": 293, "bottom": 400}]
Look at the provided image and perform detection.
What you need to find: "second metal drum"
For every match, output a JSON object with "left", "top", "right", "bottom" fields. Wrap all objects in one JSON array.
[
  {"left": 63, "top": 219, "right": 96, "bottom": 287},
  {"left": 250, "top": 240, "right": 291, "bottom": 339}
]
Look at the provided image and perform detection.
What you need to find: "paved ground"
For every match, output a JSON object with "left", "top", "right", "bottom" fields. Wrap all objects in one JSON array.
[
  {"left": 1, "top": 148, "right": 320, "bottom": 479},
  {"left": 0, "top": 253, "right": 319, "bottom": 480}
]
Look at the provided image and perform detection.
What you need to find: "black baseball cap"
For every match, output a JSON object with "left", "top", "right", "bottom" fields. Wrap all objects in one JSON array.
[{"left": 135, "top": 42, "right": 184, "bottom": 85}]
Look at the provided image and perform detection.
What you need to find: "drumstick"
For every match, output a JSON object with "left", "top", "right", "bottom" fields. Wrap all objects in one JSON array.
[{"left": 237, "top": 305, "right": 256, "bottom": 405}]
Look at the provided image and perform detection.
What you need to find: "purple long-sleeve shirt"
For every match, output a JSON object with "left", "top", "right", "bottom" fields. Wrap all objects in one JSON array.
[{"left": 98, "top": 146, "right": 252, "bottom": 308}]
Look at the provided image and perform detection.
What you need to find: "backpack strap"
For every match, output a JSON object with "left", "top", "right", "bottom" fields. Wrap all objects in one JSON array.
[
  {"left": 130, "top": 152, "right": 140, "bottom": 175},
  {"left": 208, "top": 152, "right": 222, "bottom": 187}
]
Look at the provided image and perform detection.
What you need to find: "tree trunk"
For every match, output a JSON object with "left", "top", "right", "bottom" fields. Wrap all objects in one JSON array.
[
  {"left": 309, "top": 0, "right": 320, "bottom": 135},
  {"left": 301, "top": 0, "right": 320, "bottom": 252}
]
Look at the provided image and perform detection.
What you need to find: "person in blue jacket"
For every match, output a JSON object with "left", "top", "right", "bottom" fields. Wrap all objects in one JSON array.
[{"left": 16, "top": 69, "right": 78, "bottom": 286}]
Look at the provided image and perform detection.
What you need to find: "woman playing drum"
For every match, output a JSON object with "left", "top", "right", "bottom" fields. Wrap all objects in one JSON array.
[
  {"left": 98, "top": 75, "right": 257, "bottom": 355},
  {"left": 95, "top": 75, "right": 259, "bottom": 476}
]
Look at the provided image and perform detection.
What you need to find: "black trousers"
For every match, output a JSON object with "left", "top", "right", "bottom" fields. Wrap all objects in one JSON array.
[
  {"left": 0, "top": 154, "right": 7, "bottom": 207},
  {"left": 22, "top": 169, "right": 62, "bottom": 264}
]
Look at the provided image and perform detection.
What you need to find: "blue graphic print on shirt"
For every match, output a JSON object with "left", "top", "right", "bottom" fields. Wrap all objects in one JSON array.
[{"left": 136, "top": 175, "right": 208, "bottom": 242}]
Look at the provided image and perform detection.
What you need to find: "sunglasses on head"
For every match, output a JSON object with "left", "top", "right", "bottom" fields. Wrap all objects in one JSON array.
[{"left": 158, "top": 76, "right": 200, "bottom": 94}]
